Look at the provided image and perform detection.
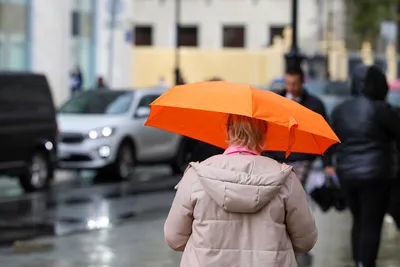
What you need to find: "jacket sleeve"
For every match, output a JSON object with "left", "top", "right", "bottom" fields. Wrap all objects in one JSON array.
[
  {"left": 164, "top": 168, "right": 196, "bottom": 251},
  {"left": 322, "top": 143, "right": 336, "bottom": 166},
  {"left": 316, "top": 97, "right": 333, "bottom": 166},
  {"left": 284, "top": 172, "right": 318, "bottom": 253},
  {"left": 316, "top": 98, "right": 328, "bottom": 121},
  {"left": 376, "top": 102, "right": 400, "bottom": 145},
  {"left": 322, "top": 104, "right": 340, "bottom": 167}
]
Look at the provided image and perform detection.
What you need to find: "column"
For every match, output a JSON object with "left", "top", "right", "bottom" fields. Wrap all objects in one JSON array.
[
  {"left": 360, "top": 41, "right": 373, "bottom": 65},
  {"left": 386, "top": 44, "right": 397, "bottom": 82},
  {"left": 95, "top": 0, "right": 134, "bottom": 88},
  {"left": 31, "top": 0, "right": 71, "bottom": 106}
]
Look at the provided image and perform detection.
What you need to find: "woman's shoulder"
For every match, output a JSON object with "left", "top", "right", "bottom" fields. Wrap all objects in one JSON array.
[{"left": 200, "top": 154, "right": 291, "bottom": 173}]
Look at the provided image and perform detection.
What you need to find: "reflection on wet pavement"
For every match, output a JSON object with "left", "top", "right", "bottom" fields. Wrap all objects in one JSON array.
[
  {"left": 0, "top": 167, "right": 180, "bottom": 245},
  {"left": 312, "top": 210, "right": 400, "bottom": 267},
  {"left": 0, "top": 206, "right": 399, "bottom": 267},
  {"left": 0, "top": 167, "right": 399, "bottom": 267}
]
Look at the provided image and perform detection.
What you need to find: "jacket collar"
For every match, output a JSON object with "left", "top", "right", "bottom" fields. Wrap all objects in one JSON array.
[{"left": 278, "top": 88, "right": 309, "bottom": 103}]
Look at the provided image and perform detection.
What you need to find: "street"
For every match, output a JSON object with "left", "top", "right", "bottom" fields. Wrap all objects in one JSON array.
[{"left": 0, "top": 167, "right": 399, "bottom": 267}]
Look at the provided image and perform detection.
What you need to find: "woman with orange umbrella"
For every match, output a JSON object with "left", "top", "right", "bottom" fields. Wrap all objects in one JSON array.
[
  {"left": 164, "top": 114, "right": 317, "bottom": 266},
  {"left": 146, "top": 81, "right": 339, "bottom": 266}
]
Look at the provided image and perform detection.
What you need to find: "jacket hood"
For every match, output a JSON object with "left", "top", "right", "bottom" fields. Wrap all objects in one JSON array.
[
  {"left": 350, "top": 64, "right": 388, "bottom": 100},
  {"left": 190, "top": 162, "right": 293, "bottom": 213}
]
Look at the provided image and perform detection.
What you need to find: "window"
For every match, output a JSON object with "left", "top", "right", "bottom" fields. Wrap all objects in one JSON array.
[
  {"left": 70, "top": 0, "right": 94, "bottom": 88},
  {"left": 71, "top": 12, "right": 91, "bottom": 38},
  {"left": 138, "top": 94, "right": 160, "bottom": 108},
  {"left": 223, "top": 26, "right": 245, "bottom": 48},
  {"left": 178, "top": 26, "right": 198, "bottom": 47},
  {"left": 0, "top": 75, "right": 54, "bottom": 114},
  {"left": 134, "top": 26, "right": 153, "bottom": 46},
  {"left": 59, "top": 91, "right": 134, "bottom": 115},
  {"left": 71, "top": 11, "right": 80, "bottom": 36},
  {"left": 269, "top": 25, "right": 285, "bottom": 45}
]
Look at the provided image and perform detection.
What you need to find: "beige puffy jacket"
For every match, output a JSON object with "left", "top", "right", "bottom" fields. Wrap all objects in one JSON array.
[{"left": 164, "top": 155, "right": 317, "bottom": 267}]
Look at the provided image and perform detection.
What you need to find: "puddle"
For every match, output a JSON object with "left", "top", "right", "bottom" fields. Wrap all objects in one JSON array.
[
  {"left": 12, "top": 240, "right": 54, "bottom": 254},
  {"left": 119, "top": 211, "right": 136, "bottom": 220},
  {"left": 103, "top": 191, "right": 124, "bottom": 199},
  {"left": 63, "top": 196, "right": 92, "bottom": 205},
  {"left": 57, "top": 217, "right": 84, "bottom": 224},
  {"left": 0, "top": 169, "right": 177, "bottom": 246}
]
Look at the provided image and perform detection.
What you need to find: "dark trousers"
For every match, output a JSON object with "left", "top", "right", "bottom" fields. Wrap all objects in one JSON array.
[{"left": 340, "top": 179, "right": 390, "bottom": 267}]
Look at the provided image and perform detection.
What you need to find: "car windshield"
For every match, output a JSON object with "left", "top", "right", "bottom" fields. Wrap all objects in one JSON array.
[
  {"left": 387, "top": 91, "right": 400, "bottom": 108},
  {"left": 59, "top": 90, "right": 134, "bottom": 115}
]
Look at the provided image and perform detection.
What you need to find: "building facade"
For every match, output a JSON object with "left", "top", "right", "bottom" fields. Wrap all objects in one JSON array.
[
  {"left": 0, "top": 0, "right": 133, "bottom": 106},
  {"left": 132, "top": 0, "right": 346, "bottom": 53}
]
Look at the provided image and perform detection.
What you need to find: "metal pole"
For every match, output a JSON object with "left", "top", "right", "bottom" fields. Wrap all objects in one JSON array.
[
  {"left": 285, "top": 0, "right": 303, "bottom": 70},
  {"left": 107, "top": 0, "right": 117, "bottom": 86},
  {"left": 291, "top": 0, "right": 298, "bottom": 54},
  {"left": 174, "top": 0, "right": 182, "bottom": 85}
]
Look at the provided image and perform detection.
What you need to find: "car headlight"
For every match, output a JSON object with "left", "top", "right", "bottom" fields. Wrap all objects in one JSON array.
[{"left": 87, "top": 127, "right": 115, "bottom": 140}]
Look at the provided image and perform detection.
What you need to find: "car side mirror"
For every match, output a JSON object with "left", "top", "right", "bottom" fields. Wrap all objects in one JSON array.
[{"left": 134, "top": 106, "right": 150, "bottom": 118}]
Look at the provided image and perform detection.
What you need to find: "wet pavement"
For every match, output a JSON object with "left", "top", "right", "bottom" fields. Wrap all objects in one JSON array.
[
  {"left": 0, "top": 167, "right": 180, "bottom": 245},
  {"left": 0, "top": 168, "right": 399, "bottom": 266},
  {"left": 1, "top": 205, "right": 399, "bottom": 267}
]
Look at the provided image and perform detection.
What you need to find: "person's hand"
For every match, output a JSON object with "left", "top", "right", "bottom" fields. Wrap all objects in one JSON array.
[{"left": 324, "top": 166, "right": 336, "bottom": 177}]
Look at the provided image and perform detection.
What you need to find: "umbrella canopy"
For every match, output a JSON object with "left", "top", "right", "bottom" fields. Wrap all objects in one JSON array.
[{"left": 145, "top": 81, "right": 339, "bottom": 156}]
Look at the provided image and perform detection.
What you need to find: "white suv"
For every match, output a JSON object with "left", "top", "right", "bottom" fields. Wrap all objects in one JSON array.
[{"left": 57, "top": 87, "right": 188, "bottom": 179}]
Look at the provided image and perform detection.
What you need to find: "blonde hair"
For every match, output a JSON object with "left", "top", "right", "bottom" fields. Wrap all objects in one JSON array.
[{"left": 227, "top": 114, "right": 268, "bottom": 153}]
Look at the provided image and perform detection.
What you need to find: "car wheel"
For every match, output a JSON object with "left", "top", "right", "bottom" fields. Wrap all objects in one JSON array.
[
  {"left": 171, "top": 139, "right": 192, "bottom": 174},
  {"left": 99, "top": 141, "right": 135, "bottom": 181},
  {"left": 18, "top": 150, "right": 54, "bottom": 193},
  {"left": 97, "top": 142, "right": 136, "bottom": 181}
]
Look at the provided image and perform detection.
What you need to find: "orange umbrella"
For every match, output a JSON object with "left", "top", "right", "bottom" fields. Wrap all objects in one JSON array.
[{"left": 145, "top": 81, "right": 339, "bottom": 156}]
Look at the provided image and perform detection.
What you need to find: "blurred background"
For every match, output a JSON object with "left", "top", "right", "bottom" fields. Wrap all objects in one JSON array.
[
  {"left": 2, "top": 0, "right": 400, "bottom": 103},
  {"left": 0, "top": 0, "right": 399, "bottom": 267}
]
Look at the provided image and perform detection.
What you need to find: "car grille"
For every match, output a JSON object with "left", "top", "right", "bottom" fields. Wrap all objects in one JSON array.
[
  {"left": 60, "top": 154, "right": 92, "bottom": 162},
  {"left": 59, "top": 132, "right": 85, "bottom": 144}
]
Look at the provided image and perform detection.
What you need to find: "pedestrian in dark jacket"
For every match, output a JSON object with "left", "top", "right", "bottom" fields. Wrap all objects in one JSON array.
[
  {"left": 263, "top": 67, "right": 327, "bottom": 266},
  {"left": 324, "top": 64, "right": 400, "bottom": 267},
  {"left": 263, "top": 67, "right": 328, "bottom": 184}
]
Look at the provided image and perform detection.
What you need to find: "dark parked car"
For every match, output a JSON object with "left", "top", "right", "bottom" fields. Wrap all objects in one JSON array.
[{"left": 0, "top": 73, "right": 57, "bottom": 192}]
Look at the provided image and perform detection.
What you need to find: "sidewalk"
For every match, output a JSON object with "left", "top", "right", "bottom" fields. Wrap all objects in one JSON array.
[{"left": 1, "top": 192, "right": 399, "bottom": 267}]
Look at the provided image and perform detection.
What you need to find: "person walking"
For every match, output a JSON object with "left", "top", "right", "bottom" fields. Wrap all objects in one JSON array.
[
  {"left": 164, "top": 114, "right": 318, "bottom": 267},
  {"left": 264, "top": 66, "right": 327, "bottom": 266},
  {"left": 70, "top": 65, "right": 83, "bottom": 95},
  {"left": 95, "top": 76, "right": 108, "bottom": 90},
  {"left": 324, "top": 64, "right": 400, "bottom": 267},
  {"left": 265, "top": 67, "right": 328, "bottom": 185}
]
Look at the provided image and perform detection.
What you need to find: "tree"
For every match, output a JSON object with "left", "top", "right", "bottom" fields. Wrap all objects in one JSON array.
[{"left": 348, "top": 0, "right": 399, "bottom": 44}]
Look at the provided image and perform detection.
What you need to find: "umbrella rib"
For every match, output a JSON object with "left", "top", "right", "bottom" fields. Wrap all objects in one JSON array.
[
  {"left": 249, "top": 85, "right": 255, "bottom": 117},
  {"left": 311, "top": 133, "right": 324, "bottom": 154}
]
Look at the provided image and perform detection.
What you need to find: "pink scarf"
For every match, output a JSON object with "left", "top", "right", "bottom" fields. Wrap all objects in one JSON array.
[{"left": 223, "top": 145, "right": 260, "bottom": 156}]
